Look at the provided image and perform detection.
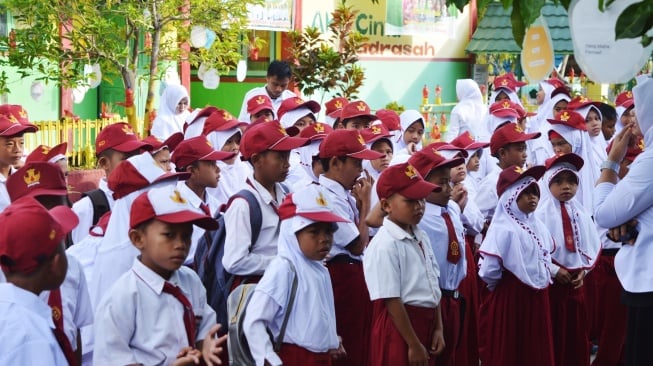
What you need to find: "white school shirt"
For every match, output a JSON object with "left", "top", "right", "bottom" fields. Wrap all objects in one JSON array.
[
  {"left": 364, "top": 218, "right": 441, "bottom": 307},
  {"left": 318, "top": 175, "right": 361, "bottom": 260},
  {"left": 460, "top": 178, "right": 485, "bottom": 237},
  {"left": 419, "top": 202, "right": 467, "bottom": 291},
  {"left": 176, "top": 181, "right": 220, "bottom": 264},
  {"left": 93, "top": 258, "right": 216, "bottom": 366},
  {"left": 222, "top": 177, "right": 286, "bottom": 275},
  {"left": 475, "top": 164, "right": 501, "bottom": 219},
  {"left": 0, "top": 166, "right": 16, "bottom": 213},
  {"left": 284, "top": 151, "right": 308, "bottom": 192},
  {"left": 71, "top": 178, "right": 114, "bottom": 244},
  {"left": 237, "top": 86, "right": 296, "bottom": 122},
  {"left": 0, "top": 283, "right": 68, "bottom": 365}
]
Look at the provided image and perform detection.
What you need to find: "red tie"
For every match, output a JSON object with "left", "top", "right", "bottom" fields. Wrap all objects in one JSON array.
[
  {"left": 199, "top": 202, "right": 211, "bottom": 216},
  {"left": 48, "top": 288, "right": 79, "bottom": 366},
  {"left": 560, "top": 201, "right": 576, "bottom": 252},
  {"left": 442, "top": 211, "right": 461, "bottom": 264},
  {"left": 162, "top": 282, "right": 197, "bottom": 347}
]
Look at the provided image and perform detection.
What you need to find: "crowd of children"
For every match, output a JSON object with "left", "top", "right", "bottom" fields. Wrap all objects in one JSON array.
[{"left": 0, "top": 63, "right": 651, "bottom": 366}]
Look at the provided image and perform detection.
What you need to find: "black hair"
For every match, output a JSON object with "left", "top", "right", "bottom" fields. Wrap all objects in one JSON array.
[
  {"left": 371, "top": 138, "right": 394, "bottom": 152},
  {"left": 267, "top": 61, "right": 292, "bottom": 79},
  {"left": 175, "top": 161, "right": 200, "bottom": 173},
  {"left": 320, "top": 156, "right": 348, "bottom": 173},
  {"left": 96, "top": 148, "right": 117, "bottom": 160},
  {"left": 597, "top": 103, "right": 617, "bottom": 122},
  {"left": 133, "top": 218, "right": 155, "bottom": 232}
]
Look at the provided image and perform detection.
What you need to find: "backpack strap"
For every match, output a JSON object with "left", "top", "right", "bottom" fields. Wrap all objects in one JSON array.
[
  {"left": 274, "top": 257, "right": 298, "bottom": 353},
  {"left": 227, "top": 190, "right": 263, "bottom": 248},
  {"left": 83, "top": 189, "right": 110, "bottom": 225}
]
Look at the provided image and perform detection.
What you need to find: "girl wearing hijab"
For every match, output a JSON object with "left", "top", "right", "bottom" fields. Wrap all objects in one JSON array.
[
  {"left": 529, "top": 87, "right": 571, "bottom": 166},
  {"left": 391, "top": 110, "right": 425, "bottom": 164},
  {"left": 488, "top": 72, "right": 526, "bottom": 107},
  {"left": 150, "top": 84, "right": 190, "bottom": 140},
  {"left": 289, "top": 122, "right": 333, "bottom": 192},
  {"left": 244, "top": 184, "right": 347, "bottom": 366},
  {"left": 478, "top": 165, "right": 555, "bottom": 366},
  {"left": 444, "top": 79, "right": 488, "bottom": 142}
]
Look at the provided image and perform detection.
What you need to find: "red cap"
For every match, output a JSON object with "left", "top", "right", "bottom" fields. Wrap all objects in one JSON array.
[
  {"left": 246, "top": 94, "right": 274, "bottom": 116},
  {"left": 7, "top": 162, "right": 68, "bottom": 201},
  {"left": 142, "top": 132, "right": 184, "bottom": 153},
  {"left": 278, "top": 184, "right": 350, "bottom": 222},
  {"left": 544, "top": 152, "right": 584, "bottom": 171},
  {"left": 615, "top": 90, "right": 634, "bottom": 109},
  {"left": 240, "top": 120, "right": 309, "bottom": 159},
  {"left": 299, "top": 122, "right": 333, "bottom": 141},
  {"left": 490, "top": 122, "right": 541, "bottom": 156},
  {"left": 108, "top": 152, "right": 190, "bottom": 199},
  {"left": 496, "top": 165, "right": 546, "bottom": 197},
  {"left": 544, "top": 78, "right": 566, "bottom": 89},
  {"left": 0, "top": 104, "right": 31, "bottom": 125},
  {"left": 325, "top": 97, "right": 349, "bottom": 118},
  {"left": 551, "top": 86, "right": 571, "bottom": 99},
  {"left": 202, "top": 109, "right": 248, "bottom": 135},
  {"left": 376, "top": 162, "right": 441, "bottom": 200},
  {"left": 318, "top": 129, "right": 385, "bottom": 160},
  {"left": 606, "top": 137, "right": 645, "bottom": 162},
  {"left": 408, "top": 147, "right": 465, "bottom": 178},
  {"left": 340, "top": 100, "right": 376, "bottom": 121},
  {"left": 130, "top": 185, "right": 218, "bottom": 230},
  {"left": 547, "top": 110, "right": 588, "bottom": 131},
  {"left": 450, "top": 131, "right": 490, "bottom": 151},
  {"left": 0, "top": 114, "right": 38, "bottom": 137},
  {"left": 277, "top": 97, "right": 321, "bottom": 120},
  {"left": 515, "top": 103, "right": 536, "bottom": 118},
  {"left": 25, "top": 142, "right": 68, "bottom": 164},
  {"left": 428, "top": 141, "right": 469, "bottom": 159},
  {"left": 375, "top": 109, "right": 401, "bottom": 131},
  {"left": 361, "top": 124, "right": 393, "bottom": 145},
  {"left": 89, "top": 211, "right": 112, "bottom": 237},
  {"left": 566, "top": 95, "right": 598, "bottom": 111},
  {"left": 493, "top": 73, "right": 527, "bottom": 92},
  {"left": 171, "top": 136, "right": 236, "bottom": 168},
  {"left": 96, "top": 122, "right": 152, "bottom": 155},
  {"left": 0, "top": 197, "right": 78, "bottom": 274},
  {"left": 489, "top": 100, "right": 521, "bottom": 119}
]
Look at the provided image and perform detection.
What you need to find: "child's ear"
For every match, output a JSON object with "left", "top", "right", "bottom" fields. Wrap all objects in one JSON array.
[
  {"left": 97, "top": 156, "right": 109, "bottom": 170},
  {"left": 250, "top": 152, "right": 262, "bottom": 166},
  {"left": 129, "top": 228, "right": 146, "bottom": 250},
  {"left": 328, "top": 156, "right": 341, "bottom": 171},
  {"left": 379, "top": 198, "right": 391, "bottom": 215}
]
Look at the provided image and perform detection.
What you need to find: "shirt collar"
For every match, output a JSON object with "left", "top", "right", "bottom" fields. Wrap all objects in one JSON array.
[
  {"left": 0, "top": 166, "right": 16, "bottom": 183},
  {"left": 319, "top": 175, "right": 348, "bottom": 196},
  {"left": 248, "top": 175, "right": 282, "bottom": 205},
  {"left": 0, "top": 283, "right": 55, "bottom": 329},
  {"left": 131, "top": 257, "right": 182, "bottom": 295},
  {"left": 382, "top": 217, "right": 419, "bottom": 242}
]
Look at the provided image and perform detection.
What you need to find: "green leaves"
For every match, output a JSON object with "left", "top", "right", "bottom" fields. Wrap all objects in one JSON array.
[
  {"left": 615, "top": 1, "right": 653, "bottom": 46},
  {"left": 509, "top": 0, "right": 545, "bottom": 47}
]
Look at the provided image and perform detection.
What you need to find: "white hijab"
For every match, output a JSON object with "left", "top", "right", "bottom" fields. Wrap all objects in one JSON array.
[
  {"left": 205, "top": 129, "right": 250, "bottom": 205},
  {"left": 151, "top": 84, "right": 190, "bottom": 140},
  {"left": 577, "top": 104, "right": 608, "bottom": 170},
  {"left": 633, "top": 75, "right": 653, "bottom": 146},
  {"left": 254, "top": 216, "right": 339, "bottom": 351},
  {"left": 531, "top": 80, "right": 557, "bottom": 133},
  {"left": 489, "top": 87, "right": 522, "bottom": 106},
  {"left": 395, "top": 109, "right": 424, "bottom": 153},
  {"left": 536, "top": 165, "right": 601, "bottom": 270},
  {"left": 479, "top": 176, "right": 554, "bottom": 289},
  {"left": 448, "top": 79, "right": 488, "bottom": 140}
]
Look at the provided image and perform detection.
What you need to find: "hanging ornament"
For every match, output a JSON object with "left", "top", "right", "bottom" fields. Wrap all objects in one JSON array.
[
  {"left": 197, "top": 62, "right": 209, "bottom": 81},
  {"left": 521, "top": 16, "right": 555, "bottom": 83},
  {"left": 30, "top": 81, "right": 44, "bottom": 101},
  {"left": 236, "top": 59, "right": 247, "bottom": 82},
  {"left": 88, "top": 63, "right": 102, "bottom": 88},
  {"left": 202, "top": 68, "right": 220, "bottom": 89},
  {"left": 72, "top": 84, "right": 88, "bottom": 104},
  {"left": 190, "top": 26, "right": 208, "bottom": 48},
  {"left": 204, "top": 29, "right": 216, "bottom": 49}
]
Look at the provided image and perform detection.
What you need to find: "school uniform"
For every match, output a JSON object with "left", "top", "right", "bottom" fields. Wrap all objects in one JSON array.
[
  {"left": 177, "top": 181, "right": 220, "bottom": 264},
  {"left": 222, "top": 176, "right": 286, "bottom": 277},
  {"left": 93, "top": 257, "right": 216, "bottom": 365},
  {"left": 237, "top": 87, "right": 296, "bottom": 122},
  {"left": 475, "top": 164, "right": 501, "bottom": 219},
  {"left": 419, "top": 201, "right": 466, "bottom": 366},
  {"left": 71, "top": 178, "right": 114, "bottom": 244},
  {"left": 364, "top": 217, "right": 442, "bottom": 366},
  {"left": 244, "top": 214, "right": 339, "bottom": 366},
  {"left": 0, "top": 283, "right": 68, "bottom": 365},
  {"left": 0, "top": 166, "right": 16, "bottom": 213},
  {"left": 478, "top": 174, "right": 555, "bottom": 366},
  {"left": 319, "top": 174, "right": 372, "bottom": 366},
  {"left": 203, "top": 128, "right": 251, "bottom": 205}
]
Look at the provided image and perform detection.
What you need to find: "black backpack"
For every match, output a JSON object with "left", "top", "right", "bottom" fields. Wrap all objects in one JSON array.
[{"left": 83, "top": 188, "right": 110, "bottom": 225}]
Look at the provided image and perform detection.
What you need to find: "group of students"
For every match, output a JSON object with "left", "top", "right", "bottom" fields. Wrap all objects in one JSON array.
[{"left": 0, "top": 61, "right": 649, "bottom": 366}]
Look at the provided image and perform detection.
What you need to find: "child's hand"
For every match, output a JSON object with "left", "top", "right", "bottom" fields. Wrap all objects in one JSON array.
[
  {"left": 555, "top": 267, "right": 572, "bottom": 284},
  {"left": 352, "top": 171, "right": 373, "bottom": 206},
  {"left": 173, "top": 347, "right": 202, "bottom": 365},
  {"left": 201, "top": 324, "right": 228, "bottom": 365},
  {"left": 329, "top": 336, "right": 347, "bottom": 360},
  {"left": 429, "top": 328, "right": 445, "bottom": 356},
  {"left": 607, "top": 124, "right": 634, "bottom": 163},
  {"left": 408, "top": 341, "right": 429, "bottom": 366},
  {"left": 571, "top": 271, "right": 586, "bottom": 289},
  {"left": 451, "top": 183, "right": 468, "bottom": 211},
  {"left": 407, "top": 142, "right": 418, "bottom": 155}
]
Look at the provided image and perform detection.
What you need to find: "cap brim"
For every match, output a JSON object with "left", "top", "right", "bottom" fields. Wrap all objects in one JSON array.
[
  {"left": 513, "top": 131, "right": 542, "bottom": 143},
  {"left": 113, "top": 140, "right": 154, "bottom": 153},
  {"left": 343, "top": 113, "right": 376, "bottom": 121},
  {"left": 49, "top": 205, "right": 80, "bottom": 235},
  {"left": 0, "top": 123, "right": 38, "bottom": 136},
  {"left": 492, "top": 110, "right": 520, "bottom": 119},
  {"left": 270, "top": 136, "right": 310, "bottom": 152},
  {"left": 299, "top": 211, "right": 350, "bottom": 223},
  {"left": 201, "top": 150, "right": 237, "bottom": 161},
  {"left": 162, "top": 133, "right": 184, "bottom": 152},
  {"left": 365, "top": 133, "right": 393, "bottom": 145},
  {"left": 23, "top": 188, "right": 69, "bottom": 199},
  {"left": 521, "top": 165, "right": 546, "bottom": 182},
  {"left": 219, "top": 120, "right": 249, "bottom": 131},
  {"left": 435, "top": 156, "right": 466, "bottom": 169},
  {"left": 327, "top": 109, "right": 342, "bottom": 118},
  {"left": 621, "top": 100, "right": 634, "bottom": 109},
  {"left": 285, "top": 126, "right": 300, "bottom": 137},
  {"left": 349, "top": 149, "right": 385, "bottom": 160},
  {"left": 465, "top": 142, "right": 490, "bottom": 150},
  {"left": 157, "top": 211, "right": 219, "bottom": 230},
  {"left": 302, "top": 100, "right": 321, "bottom": 114},
  {"left": 153, "top": 171, "right": 191, "bottom": 184},
  {"left": 399, "top": 180, "right": 442, "bottom": 200},
  {"left": 547, "top": 153, "right": 584, "bottom": 171}
]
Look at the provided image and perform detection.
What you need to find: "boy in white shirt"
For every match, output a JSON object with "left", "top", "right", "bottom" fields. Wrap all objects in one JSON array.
[{"left": 93, "top": 185, "right": 225, "bottom": 365}]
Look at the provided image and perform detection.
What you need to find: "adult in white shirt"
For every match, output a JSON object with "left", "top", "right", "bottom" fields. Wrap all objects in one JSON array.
[
  {"left": 237, "top": 61, "right": 297, "bottom": 122},
  {"left": 594, "top": 75, "right": 653, "bottom": 366}
]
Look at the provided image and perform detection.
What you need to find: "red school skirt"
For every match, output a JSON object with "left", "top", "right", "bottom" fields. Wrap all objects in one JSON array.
[
  {"left": 454, "top": 236, "right": 480, "bottom": 366},
  {"left": 369, "top": 299, "right": 437, "bottom": 366},
  {"left": 280, "top": 343, "right": 332, "bottom": 366},
  {"left": 549, "top": 274, "right": 590, "bottom": 366},
  {"left": 478, "top": 271, "right": 554, "bottom": 366}
]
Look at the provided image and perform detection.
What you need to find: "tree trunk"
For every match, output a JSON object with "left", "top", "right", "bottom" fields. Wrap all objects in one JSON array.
[
  {"left": 143, "top": 27, "right": 161, "bottom": 136},
  {"left": 120, "top": 67, "right": 139, "bottom": 135}
]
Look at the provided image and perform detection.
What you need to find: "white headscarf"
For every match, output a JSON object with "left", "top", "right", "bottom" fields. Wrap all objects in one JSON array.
[
  {"left": 489, "top": 87, "right": 522, "bottom": 107},
  {"left": 531, "top": 80, "right": 557, "bottom": 133},
  {"left": 280, "top": 108, "right": 314, "bottom": 129},
  {"left": 633, "top": 75, "right": 653, "bottom": 146},
  {"left": 479, "top": 176, "right": 554, "bottom": 289},
  {"left": 577, "top": 104, "right": 608, "bottom": 171},
  {"left": 254, "top": 216, "right": 339, "bottom": 351},
  {"left": 528, "top": 92, "right": 572, "bottom": 166},
  {"left": 298, "top": 140, "right": 322, "bottom": 183},
  {"left": 205, "top": 129, "right": 250, "bottom": 205},
  {"left": 536, "top": 164, "right": 601, "bottom": 270},
  {"left": 395, "top": 110, "right": 424, "bottom": 153},
  {"left": 151, "top": 84, "right": 190, "bottom": 140},
  {"left": 446, "top": 79, "right": 488, "bottom": 141}
]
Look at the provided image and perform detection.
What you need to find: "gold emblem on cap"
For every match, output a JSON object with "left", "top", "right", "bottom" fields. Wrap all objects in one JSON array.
[
  {"left": 316, "top": 192, "right": 328, "bottom": 207},
  {"left": 18, "top": 108, "right": 27, "bottom": 118},
  {"left": 295, "top": 98, "right": 304, "bottom": 105},
  {"left": 24, "top": 168, "right": 41, "bottom": 186},
  {"left": 514, "top": 166, "right": 524, "bottom": 174},
  {"left": 514, "top": 124, "right": 524, "bottom": 133},
  {"left": 278, "top": 125, "right": 288, "bottom": 136},
  {"left": 579, "top": 96, "right": 588, "bottom": 103},
  {"left": 371, "top": 125, "right": 381, "bottom": 134},
  {"left": 170, "top": 190, "right": 187, "bottom": 204},
  {"left": 357, "top": 134, "right": 365, "bottom": 145},
  {"left": 502, "top": 101, "right": 511, "bottom": 108},
  {"left": 8, "top": 115, "right": 18, "bottom": 124},
  {"left": 626, "top": 91, "right": 633, "bottom": 98},
  {"left": 52, "top": 306, "right": 62, "bottom": 321},
  {"left": 49, "top": 229, "right": 56, "bottom": 241},
  {"left": 41, "top": 146, "right": 51, "bottom": 155},
  {"left": 256, "top": 96, "right": 265, "bottom": 105},
  {"left": 500, "top": 79, "right": 509, "bottom": 86},
  {"left": 98, "top": 140, "right": 106, "bottom": 147},
  {"left": 314, "top": 123, "right": 325, "bottom": 133},
  {"left": 405, "top": 164, "right": 418, "bottom": 179},
  {"left": 356, "top": 102, "right": 366, "bottom": 112},
  {"left": 122, "top": 124, "right": 133, "bottom": 134},
  {"left": 560, "top": 111, "right": 570, "bottom": 122},
  {"left": 223, "top": 111, "right": 233, "bottom": 120},
  {"left": 334, "top": 100, "right": 343, "bottom": 108}
]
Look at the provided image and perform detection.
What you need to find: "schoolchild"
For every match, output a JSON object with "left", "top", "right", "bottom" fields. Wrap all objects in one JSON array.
[
  {"left": 246, "top": 94, "right": 275, "bottom": 123},
  {"left": 26, "top": 142, "right": 69, "bottom": 176},
  {"left": 477, "top": 165, "right": 555, "bottom": 366},
  {"left": 613, "top": 90, "right": 635, "bottom": 134},
  {"left": 243, "top": 184, "right": 348, "bottom": 366},
  {"left": 408, "top": 148, "right": 467, "bottom": 365},
  {"left": 277, "top": 97, "right": 321, "bottom": 135},
  {"left": 568, "top": 96, "right": 608, "bottom": 175},
  {"left": 71, "top": 122, "right": 152, "bottom": 244},
  {"left": 536, "top": 153, "right": 601, "bottom": 366},
  {"left": 221, "top": 120, "right": 308, "bottom": 283},
  {"left": 0, "top": 106, "right": 38, "bottom": 213},
  {"left": 290, "top": 122, "right": 333, "bottom": 191},
  {"left": 597, "top": 102, "right": 617, "bottom": 141},
  {"left": 529, "top": 87, "right": 572, "bottom": 165},
  {"left": 142, "top": 132, "right": 184, "bottom": 172},
  {"left": 171, "top": 135, "right": 236, "bottom": 263},
  {"left": 361, "top": 123, "right": 394, "bottom": 181},
  {"left": 93, "top": 185, "right": 225, "bottom": 365},
  {"left": 339, "top": 100, "right": 377, "bottom": 131},
  {"left": 374, "top": 108, "right": 402, "bottom": 143},
  {"left": 485, "top": 100, "right": 521, "bottom": 133},
  {"left": 0, "top": 197, "right": 77, "bottom": 365},
  {"left": 364, "top": 162, "right": 445, "bottom": 366},
  {"left": 392, "top": 109, "right": 425, "bottom": 163},
  {"left": 324, "top": 97, "right": 348, "bottom": 129},
  {"left": 318, "top": 129, "right": 383, "bottom": 366},
  {"left": 488, "top": 72, "right": 526, "bottom": 105}
]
